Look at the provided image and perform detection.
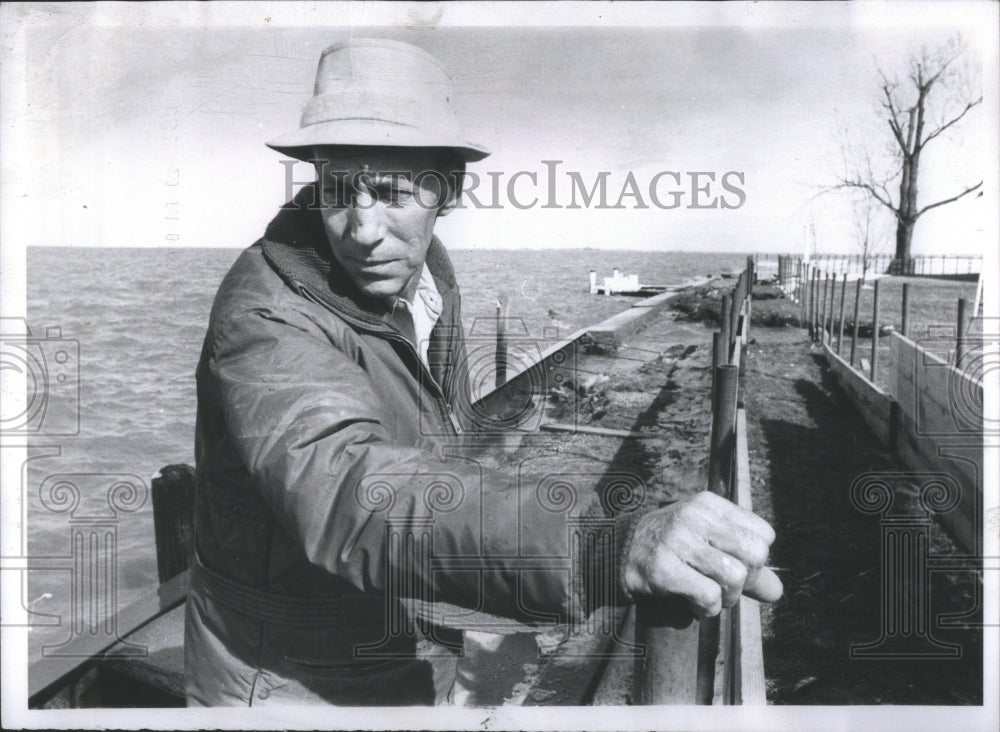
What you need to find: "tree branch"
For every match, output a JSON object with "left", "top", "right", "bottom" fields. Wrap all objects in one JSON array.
[
  {"left": 916, "top": 180, "right": 983, "bottom": 217},
  {"left": 830, "top": 179, "right": 897, "bottom": 213},
  {"left": 879, "top": 79, "right": 910, "bottom": 154},
  {"left": 920, "top": 96, "right": 983, "bottom": 147}
]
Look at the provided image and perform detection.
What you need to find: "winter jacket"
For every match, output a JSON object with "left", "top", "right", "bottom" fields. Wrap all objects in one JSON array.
[{"left": 184, "top": 189, "right": 638, "bottom": 705}]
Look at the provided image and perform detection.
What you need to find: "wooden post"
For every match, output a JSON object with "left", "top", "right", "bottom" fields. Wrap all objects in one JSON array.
[
  {"left": 808, "top": 269, "right": 817, "bottom": 340},
  {"left": 850, "top": 278, "right": 862, "bottom": 368},
  {"left": 712, "top": 331, "right": 725, "bottom": 374},
  {"left": 730, "top": 280, "right": 742, "bottom": 342},
  {"left": 813, "top": 269, "right": 821, "bottom": 341},
  {"left": 152, "top": 464, "right": 197, "bottom": 584},
  {"left": 956, "top": 298, "right": 968, "bottom": 367},
  {"left": 901, "top": 283, "right": 910, "bottom": 338},
  {"left": 837, "top": 275, "right": 847, "bottom": 355},
  {"left": 870, "top": 279, "right": 880, "bottom": 383},
  {"left": 825, "top": 272, "right": 834, "bottom": 343},
  {"left": 720, "top": 294, "right": 732, "bottom": 361},
  {"left": 826, "top": 273, "right": 837, "bottom": 345},
  {"left": 495, "top": 299, "right": 508, "bottom": 388},
  {"left": 819, "top": 272, "right": 829, "bottom": 343},
  {"left": 797, "top": 259, "right": 803, "bottom": 305}
]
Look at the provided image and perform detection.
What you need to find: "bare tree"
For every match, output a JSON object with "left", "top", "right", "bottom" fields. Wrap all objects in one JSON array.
[{"left": 833, "top": 36, "right": 982, "bottom": 263}]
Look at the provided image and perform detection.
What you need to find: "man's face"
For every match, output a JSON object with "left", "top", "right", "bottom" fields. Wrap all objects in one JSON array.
[{"left": 313, "top": 147, "right": 455, "bottom": 302}]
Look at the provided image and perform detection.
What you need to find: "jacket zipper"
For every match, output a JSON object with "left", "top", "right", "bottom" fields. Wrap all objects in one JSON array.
[{"left": 297, "top": 284, "right": 462, "bottom": 436}]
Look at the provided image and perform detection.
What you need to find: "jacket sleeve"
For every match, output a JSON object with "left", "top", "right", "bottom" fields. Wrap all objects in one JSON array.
[{"left": 207, "top": 305, "right": 641, "bottom": 624}]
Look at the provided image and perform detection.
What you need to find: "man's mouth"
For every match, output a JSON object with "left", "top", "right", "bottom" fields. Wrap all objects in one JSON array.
[{"left": 349, "top": 257, "right": 401, "bottom": 275}]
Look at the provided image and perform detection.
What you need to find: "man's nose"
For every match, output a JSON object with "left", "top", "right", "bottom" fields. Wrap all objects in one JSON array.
[{"left": 347, "top": 190, "right": 386, "bottom": 247}]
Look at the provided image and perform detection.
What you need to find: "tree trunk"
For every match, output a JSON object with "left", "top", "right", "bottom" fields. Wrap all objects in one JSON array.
[{"left": 895, "top": 218, "right": 915, "bottom": 261}]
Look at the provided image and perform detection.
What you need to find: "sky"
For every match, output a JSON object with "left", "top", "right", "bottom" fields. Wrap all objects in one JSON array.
[{"left": 2, "top": 1, "right": 997, "bottom": 254}]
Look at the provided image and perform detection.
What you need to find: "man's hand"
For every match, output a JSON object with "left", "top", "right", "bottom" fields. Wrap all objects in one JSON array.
[{"left": 623, "top": 492, "right": 782, "bottom": 617}]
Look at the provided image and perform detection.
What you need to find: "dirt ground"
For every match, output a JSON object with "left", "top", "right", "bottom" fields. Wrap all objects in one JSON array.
[
  {"left": 743, "top": 319, "right": 983, "bottom": 705},
  {"left": 463, "top": 280, "right": 983, "bottom": 706}
]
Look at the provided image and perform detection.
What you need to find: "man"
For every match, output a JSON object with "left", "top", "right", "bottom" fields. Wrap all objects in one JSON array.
[{"left": 184, "top": 38, "right": 781, "bottom": 706}]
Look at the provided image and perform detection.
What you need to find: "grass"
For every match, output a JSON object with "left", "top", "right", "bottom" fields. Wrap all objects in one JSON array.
[{"left": 810, "top": 275, "right": 981, "bottom": 340}]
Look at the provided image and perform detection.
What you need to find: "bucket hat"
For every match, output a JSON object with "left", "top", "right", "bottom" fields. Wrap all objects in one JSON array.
[{"left": 266, "top": 38, "right": 490, "bottom": 162}]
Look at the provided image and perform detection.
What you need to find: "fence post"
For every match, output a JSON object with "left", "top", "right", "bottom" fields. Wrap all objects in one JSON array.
[
  {"left": 797, "top": 259, "right": 804, "bottom": 305},
  {"left": 826, "top": 273, "right": 837, "bottom": 345},
  {"left": 870, "top": 279, "right": 880, "bottom": 383},
  {"left": 820, "top": 273, "right": 830, "bottom": 343},
  {"left": 496, "top": 299, "right": 508, "bottom": 388},
  {"left": 901, "top": 283, "right": 910, "bottom": 338},
  {"left": 152, "top": 464, "right": 197, "bottom": 584},
  {"left": 809, "top": 269, "right": 818, "bottom": 340},
  {"left": 708, "top": 365, "right": 739, "bottom": 498},
  {"left": 712, "top": 331, "right": 725, "bottom": 379},
  {"left": 817, "top": 272, "right": 825, "bottom": 343},
  {"left": 837, "top": 275, "right": 847, "bottom": 355},
  {"left": 850, "top": 278, "right": 862, "bottom": 368},
  {"left": 729, "top": 275, "right": 746, "bottom": 343},
  {"left": 956, "top": 298, "right": 967, "bottom": 367},
  {"left": 720, "top": 294, "right": 732, "bottom": 362}
]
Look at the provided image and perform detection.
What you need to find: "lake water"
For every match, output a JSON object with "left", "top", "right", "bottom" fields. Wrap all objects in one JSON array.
[{"left": 23, "top": 245, "right": 746, "bottom": 653}]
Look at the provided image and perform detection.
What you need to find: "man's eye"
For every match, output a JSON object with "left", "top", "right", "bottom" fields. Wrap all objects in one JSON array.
[
  {"left": 389, "top": 187, "right": 413, "bottom": 203},
  {"left": 321, "top": 183, "right": 352, "bottom": 206}
]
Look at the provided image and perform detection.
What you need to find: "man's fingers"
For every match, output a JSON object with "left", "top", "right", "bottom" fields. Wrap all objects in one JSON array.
[
  {"left": 685, "top": 545, "right": 748, "bottom": 608},
  {"left": 743, "top": 566, "right": 784, "bottom": 604},
  {"left": 652, "top": 553, "right": 723, "bottom": 617},
  {"left": 691, "top": 492, "right": 776, "bottom": 544},
  {"left": 707, "top": 525, "right": 771, "bottom": 570}
]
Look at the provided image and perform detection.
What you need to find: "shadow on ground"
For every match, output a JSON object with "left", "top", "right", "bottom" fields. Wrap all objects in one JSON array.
[{"left": 751, "top": 342, "right": 982, "bottom": 705}]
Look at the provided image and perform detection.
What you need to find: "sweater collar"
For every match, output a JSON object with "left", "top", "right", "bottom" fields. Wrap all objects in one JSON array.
[{"left": 260, "top": 184, "right": 458, "bottom": 328}]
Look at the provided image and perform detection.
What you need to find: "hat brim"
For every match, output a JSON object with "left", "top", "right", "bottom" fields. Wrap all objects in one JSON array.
[{"left": 266, "top": 119, "right": 490, "bottom": 163}]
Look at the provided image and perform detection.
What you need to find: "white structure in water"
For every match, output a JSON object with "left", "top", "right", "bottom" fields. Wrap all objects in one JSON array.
[{"left": 589, "top": 268, "right": 642, "bottom": 295}]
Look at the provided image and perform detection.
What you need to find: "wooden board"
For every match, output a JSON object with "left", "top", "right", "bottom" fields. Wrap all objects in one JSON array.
[
  {"left": 891, "top": 332, "right": 983, "bottom": 435},
  {"left": 29, "top": 570, "right": 190, "bottom": 707},
  {"left": 734, "top": 410, "right": 767, "bottom": 704},
  {"left": 822, "top": 344, "right": 894, "bottom": 447},
  {"left": 520, "top": 606, "right": 632, "bottom": 706},
  {"left": 539, "top": 422, "right": 658, "bottom": 439}
]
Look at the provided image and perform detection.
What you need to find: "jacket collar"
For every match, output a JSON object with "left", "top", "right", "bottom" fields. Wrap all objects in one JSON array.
[{"left": 260, "top": 184, "right": 458, "bottom": 330}]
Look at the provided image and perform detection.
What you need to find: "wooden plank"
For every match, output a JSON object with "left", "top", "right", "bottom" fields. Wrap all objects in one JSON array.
[
  {"left": 822, "top": 344, "right": 893, "bottom": 446},
  {"left": 892, "top": 411, "right": 980, "bottom": 554},
  {"left": 473, "top": 329, "right": 587, "bottom": 419},
  {"left": 100, "top": 604, "right": 186, "bottom": 705},
  {"left": 475, "top": 284, "right": 688, "bottom": 417},
  {"left": 521, "top": 606, "right": 630, "bottom": 705},
  {"left": 890, "top": 332, "right": 982, "bottom": 434},
  {"left": 735, "top": 411, "right": 753, "bottom": 512},
  {"left": 711, "top": 607, "right": 733, "bottom": 704},
  {"left": 28, "top": 570, "right": 190, "bottom": 708},
  {"left": 738, "top": 597, "right": 766, "bottom": 705},
  {"left": 734, "top": 410, "right": 766, "bottom": 704},
  {"left": 589, "top": 607, "right": 636, "bottom": 705},
  {"left": 539, "top": 423, "right": 658, "bottom": 439},
  {"left": 585, "top": 300, "right": 674, "bottom": 349},
  {"left": 892, "top": 332, "right": 983, "bottom": 394}
]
